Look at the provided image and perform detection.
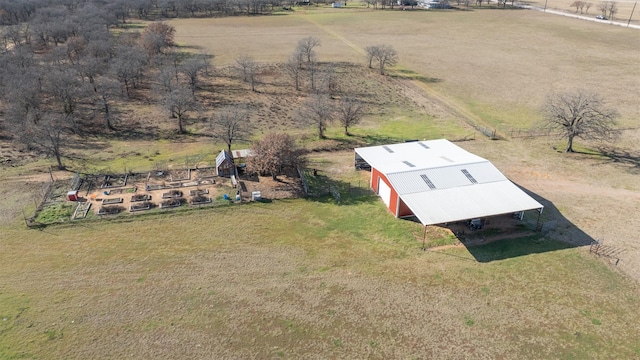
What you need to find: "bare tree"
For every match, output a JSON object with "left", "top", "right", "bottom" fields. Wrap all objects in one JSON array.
[
  {"left": 296, "top": 36, "right": 321, "bottom": 64},
  {"left": 322, "top": 62, "right": 339, "bottom": 96},
  {"left": 246, "top": 132, "right": 305, "bottom": 180},
  {"left": 373, "top": 44, "right": 398, "bottom": 75},
  {"left": 235, "top": 54, "right": 259, "bottom": 91},
  {"left": 140, "top": 22, "right": 175, "bottom": 56},
  {"left": 155, "top": 63, "right": 179, "bottom": 95},
  {"left": 2, "top": 68, "right": 42, "bottom": 125},
  {"left": 571, "top": 0, "right": 585, "bottom": 12},
  {"left": 111, "top": 46, "right": 148, "bottom": 97},
  {"left": 29, "top": 113, "right": 73, "bottom": 170},
  {"left": 163, "top": 87, "right": 200, "bottom": 134},
  {"left": 297, "top": 95, "right": 334, "bottom": 139},
  {"left": 597, "top": 1, "right": 608, "bottom": 16},
  {"left": 308, "top": 52, "right": 318, "bottom": 92},
  {"left": 180, "top": 57, "right": 207, "bottom": 96},
  {"left": 365, "top": 45, "right": 379, "bottom": 69},
  {"left": 209, "top": 105, "right": 253, "bottom": 153},
  {"left": 45, "top": 67, "right": 87, "bottom": 115},
  {"left": 606, "top": 1, "right": 618, "bottom": 18},
  {"left": 542, "top": 90, "right": 619, "bottom": 153},
  {"left": 283, "top": 54, "right": 302, "bottom": 91},
  {"left": 585, "top": 2, "right": 593, "bottom": 13},
  {"left": 93, "top": 76, "right": 121, "bottom": 130},
  {"left": 337, "top": 97, "right": 364, "bottom": 136}
]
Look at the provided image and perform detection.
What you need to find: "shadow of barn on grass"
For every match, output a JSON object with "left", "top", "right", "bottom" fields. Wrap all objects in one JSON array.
[{"left": 437, "top": 184, "right": 596, "bottom": 263}]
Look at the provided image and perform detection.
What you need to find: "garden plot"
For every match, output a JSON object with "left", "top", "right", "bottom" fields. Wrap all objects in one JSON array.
[
  {"left": 130, "top": 201, "right": 153, "bottom": 212},
  {"left": 80, "top": 168, "right": 233, "bottom": 215},
  {"left": 161, "top": 198, "right": 184, "bottom": 208}
]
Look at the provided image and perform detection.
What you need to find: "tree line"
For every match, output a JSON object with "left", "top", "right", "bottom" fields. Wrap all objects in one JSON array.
[
  {"left": 0, "top": 0, "right": 401, "bottom": 181},
  {"left": 0, "top": 0, "right": 286, "bottom": 26}
]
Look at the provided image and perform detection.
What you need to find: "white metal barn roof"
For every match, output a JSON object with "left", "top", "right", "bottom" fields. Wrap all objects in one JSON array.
[{"left": 355, "top": 139, "right": 543, "bottom": 225}]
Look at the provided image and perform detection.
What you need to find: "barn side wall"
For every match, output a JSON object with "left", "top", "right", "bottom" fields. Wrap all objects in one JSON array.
[
  {"left": 398, "top": 198, "right": 413, "bottom": 217},
  {"left": 371, "top": 167, "right": 400, "bottom": 217}
]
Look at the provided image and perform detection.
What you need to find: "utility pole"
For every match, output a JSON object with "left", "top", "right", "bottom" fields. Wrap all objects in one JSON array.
[{"left": 628, "top": 1, "right": 637, "bottom": 27}]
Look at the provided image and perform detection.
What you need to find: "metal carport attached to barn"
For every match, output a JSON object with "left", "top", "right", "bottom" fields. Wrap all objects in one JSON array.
[{"left": 354, "top": 139, "right": 544, "bottom": 226}]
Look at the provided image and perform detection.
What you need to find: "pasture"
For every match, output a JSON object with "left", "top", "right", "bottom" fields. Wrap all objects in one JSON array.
[
  {"left": 171, "top": 7, "right": 640, "bottom": 136},
  {"left": 1, "top": 6, "right": 640, "bottom": 359}
]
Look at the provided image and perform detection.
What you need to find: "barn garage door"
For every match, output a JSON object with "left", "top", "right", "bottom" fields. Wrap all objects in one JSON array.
[{"left": 378, "top": 177, "right": 391, "bottom": 207}]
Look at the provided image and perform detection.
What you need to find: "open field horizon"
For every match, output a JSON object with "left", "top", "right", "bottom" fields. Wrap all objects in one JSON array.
[{"left": 171, "top": 7, "right": 640, "bottom": 136}]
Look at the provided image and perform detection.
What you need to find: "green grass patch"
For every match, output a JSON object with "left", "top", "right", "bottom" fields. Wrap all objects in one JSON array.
[{"left": 34, "top": 203, "right": 75, "bottom": 224}]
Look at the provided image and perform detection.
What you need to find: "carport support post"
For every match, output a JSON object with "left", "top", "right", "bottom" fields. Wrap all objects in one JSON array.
[
  {"left": 536, "top": 209, "right": 542, "bottom": 232},
  {"left": 422, "top": 225, "right": 427, "bottom": 250}
]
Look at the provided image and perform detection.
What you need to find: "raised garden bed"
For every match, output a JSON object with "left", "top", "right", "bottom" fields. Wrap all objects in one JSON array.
[
  {"left": 102, "top": 197, "right": 123, "bottom": 205},
  {"left": 108, "top": 186, "right": 137, "bottom": 195},
  {"left": 162, "top": 190, "right": 183, "bottom": 199},
  {"left": 98, "top": 205, "right": 124, "bottom": 215},
  {"left": 190, "top": 195, "right": 212, "bottom": 205},
  {"left": 161, "top": 198, "right": 183, "bottom": 208},
  {"left": 189, "top": 189, "right": 209, "bottom": 196},
  {"left": 146, "top": 184, "right": 163, "bottom": 191},
  {"left": 130, "top": 201, "right": 153, "bottom": 212},
  {"left": 130, "top": 194, "right": 151, "bottom": 202}
]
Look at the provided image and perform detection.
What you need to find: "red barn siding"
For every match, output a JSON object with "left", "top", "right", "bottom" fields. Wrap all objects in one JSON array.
[
  {"left": 398, "top": 198, "right": 413, "bottom": 217},
  {"left": 371, "top": 167, "right": 400, "bottom": 217}
]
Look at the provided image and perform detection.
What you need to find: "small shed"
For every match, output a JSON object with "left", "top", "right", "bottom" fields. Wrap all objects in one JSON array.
[
  {"left": 67, "top": 190, "right": 79, "bottom": 201},
  {"left": 216, "top": 150, "right": 235, "bottom": 177}
]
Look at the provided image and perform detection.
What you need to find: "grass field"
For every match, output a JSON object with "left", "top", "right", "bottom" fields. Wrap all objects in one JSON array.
[
  {"left": 2, "top": 197, "right": 640, "bottom": 359},
  {"left": 171, "top": 7, "right": 640, "bottom": 135},
  {"left": 2, "top": 6, "right": 640, "bottom": 359}
]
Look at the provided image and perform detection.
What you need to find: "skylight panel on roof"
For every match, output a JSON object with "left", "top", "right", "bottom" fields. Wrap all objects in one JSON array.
[
  {"left": 382, "top": 145, "right": 394, "bottom": 153},
  {"left": 402, "top": 161, "right": 416, "bottom": 168},
  {"left": 420, "top": 174, "right": 436, "bottom": 189},
  {"left": 461, "top": 169, "right": 478, "bottom": 184}
]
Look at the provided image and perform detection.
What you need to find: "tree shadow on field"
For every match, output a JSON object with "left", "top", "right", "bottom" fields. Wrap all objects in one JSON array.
[
  {"left": 449, "top": 184, "right": 596, "bottom": 262},
  {"left": 596, "top": 146, "right": 640, "bottom": 174},
  {"left": 390, "top": 69, "right": 442, "bottom": 84}
]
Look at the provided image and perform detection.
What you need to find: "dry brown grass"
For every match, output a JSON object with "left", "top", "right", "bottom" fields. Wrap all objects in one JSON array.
[
  {"left": 170, "top": 8, "right": 640, "bottom": 132},
  {"left": 2, "top": 8, "right": 640, "bottom": 359}
]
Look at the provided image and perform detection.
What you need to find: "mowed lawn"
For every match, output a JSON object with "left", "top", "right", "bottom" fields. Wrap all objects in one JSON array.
[
  {"left": 171, "top": 8, "right": 640, "bottom": 136},
  {"left": 1, "top": 198, "right": 640, "bottom": 359}
]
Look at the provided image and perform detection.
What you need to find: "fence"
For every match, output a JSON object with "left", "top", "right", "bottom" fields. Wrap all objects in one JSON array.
[
  {"left": 25, "top": 168, "right": 57, "bottom": 228},
  {"left": 508, "top": 127, "right": 558, "bottom": 139}
]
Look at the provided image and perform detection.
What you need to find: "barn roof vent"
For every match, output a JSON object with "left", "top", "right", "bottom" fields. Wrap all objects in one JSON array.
[
  {"left": 383, "top": 145, "right": 394, "bottom": 153},
  {"left": 461, "top": 169, "right": 478, "bottom": 184},
  {"left": 402, "top": 161, "right": 416, "bottom": 168},
  {"left": 419, "top": 143, "right": 430, "bottom": 149},
  {"left": 420, "top": 174, "right": 436, "bottom": 189}
]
